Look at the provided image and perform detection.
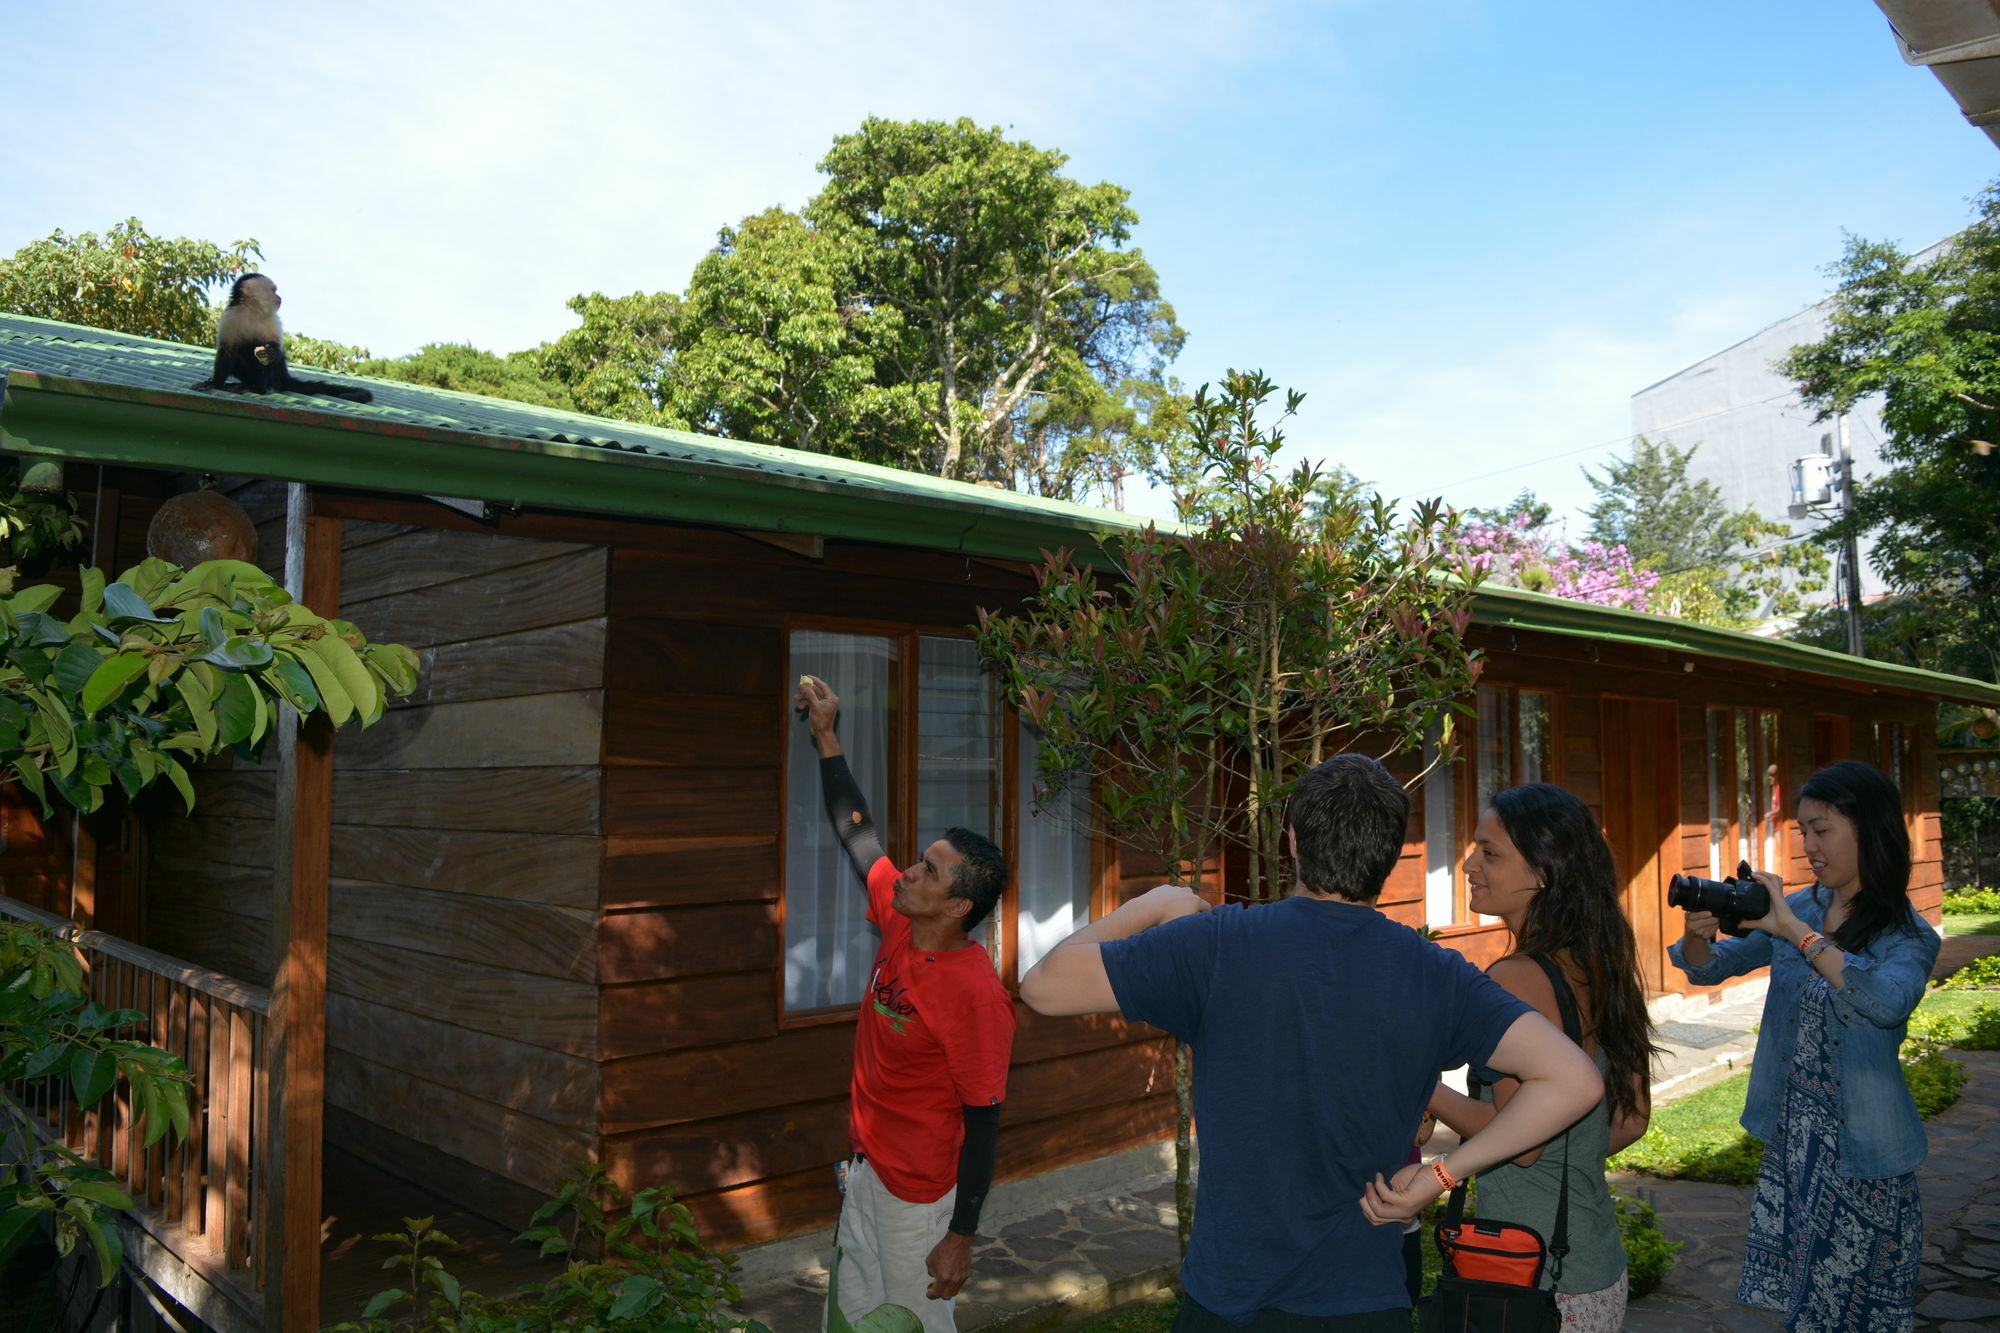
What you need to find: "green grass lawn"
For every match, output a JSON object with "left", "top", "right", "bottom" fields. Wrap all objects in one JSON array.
[
  {"left": 1917, "top": 988, "right": 2000, "bottom": 1022},
  {"left": 1944, "top": 912, "right": 2000, "bottom": 937},
  {"left": 1609, "top": 1069, "right": 1763, "bottom": 1185}
]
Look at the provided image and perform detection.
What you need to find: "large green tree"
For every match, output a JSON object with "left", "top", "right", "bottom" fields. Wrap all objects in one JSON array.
[
  {"left": 667, "top": 118, "right": 1185, "bottom": 502},
  {"left": 1779, "top": 183, "right": 2000, "bottom": 682},
  {"left": 0, "top": 219, "right": 260, "bottom": 343},
  {"left": 359, "top": 342, "right": 575, "bottom": 411},
  {"left": 1581, "top": 436, "right": 1826, "bottom": 627}
]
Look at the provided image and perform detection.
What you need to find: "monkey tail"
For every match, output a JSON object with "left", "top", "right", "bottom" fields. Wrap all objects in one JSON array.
[{"left": 280, "top": 378, "right": 374, "bottom": 404}]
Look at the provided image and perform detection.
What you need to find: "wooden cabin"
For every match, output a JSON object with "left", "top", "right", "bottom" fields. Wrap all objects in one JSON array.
[{"left": 3, "top": 314, "right": 1995, "bottom": 1331}]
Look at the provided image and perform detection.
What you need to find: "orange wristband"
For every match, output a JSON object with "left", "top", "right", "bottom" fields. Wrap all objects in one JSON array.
[
  {"left": 1430, "top": 1158, "right": 1458, "bottom": 1192},
  {"left": 1798, "top": 931, "right": 1824, "bottom": 954}
]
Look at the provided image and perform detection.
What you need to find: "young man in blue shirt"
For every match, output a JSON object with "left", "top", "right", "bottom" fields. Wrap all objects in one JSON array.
[{"left": 1021, "top": 753, "right": 1602, "bottom": 1331}]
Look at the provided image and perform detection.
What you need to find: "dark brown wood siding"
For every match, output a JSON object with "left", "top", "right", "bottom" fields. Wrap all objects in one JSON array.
[{"left": 144, "top": 497, "right": 609, "bottom": 1205}]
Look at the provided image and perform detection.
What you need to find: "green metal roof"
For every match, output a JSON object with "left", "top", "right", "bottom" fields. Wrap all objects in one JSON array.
[
  {"left": 4, "top": 312, "right": 1997, "bottom": 708},
  {"left": 0, "top": 313, "right": 1143, "bottom": 562}
]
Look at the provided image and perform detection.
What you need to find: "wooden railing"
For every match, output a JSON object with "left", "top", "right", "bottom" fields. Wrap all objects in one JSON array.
[{"left": 1, "top": 895, "right": 269, "bottom": 1321}]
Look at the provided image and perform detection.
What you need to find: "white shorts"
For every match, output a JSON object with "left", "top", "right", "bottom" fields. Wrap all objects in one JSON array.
[{"left": 826, "top": 1157, "right": 959, "bottom": 1333}]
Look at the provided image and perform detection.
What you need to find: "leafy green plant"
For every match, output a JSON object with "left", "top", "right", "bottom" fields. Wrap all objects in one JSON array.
[
  {"left": 1958, "top": 1002, "right": 2000, "bottom": 1050},
  {"left": 1900, "top": 1046, "right": 1968, "bottom": 1117},
  {"left": 0, "top": 919, "right": 191, "bottom": 1287},
  {"left": 1610, "top": 1189, "right": 1680, "bottom": 1297},
  {"left": 1937, "top": 953, "right": 2000, "bottom": 990},
  {"left": 1942, "top": 886, "right": 2000, "bottom": 914},
  {"left": 326, "top": 1165, "right": 774, "bottom": 1333},
  {"left": 0, "top": 555, "right": 418, "bottom": 817},
  {"left": 978, "top": 373, "right": 1481, "bottom": 1250}
]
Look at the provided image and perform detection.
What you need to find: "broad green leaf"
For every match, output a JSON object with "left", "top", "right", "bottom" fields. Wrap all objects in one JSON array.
[
  {"left": 271, "top": 653, "right": 320, "bottom": 713},
  {"left": 607, "top": 1274, "right": 663, "bottom": 1321},
  {"left": 311, "top": 633, "right": 380, "bottom": 725},
  {"left": 6, "top": 584, "right": 64, "bottom": 616},
  {"left": 101, "top": 583, "right": 173, "bottom": 624},
  {"left": 53, "top": 641, "right": 103, "bottom": 695},
  {"left": 17, "top": 611, "right": 72, "bottom": 646},
  {"left": 69, "top": 1048, "right": 116, "bottom": 1109},
  {"left": 11, "top": 756, "right": 49, "bottom": 814},
  {"left": 284, "top": 644, "right": 351, "bottom": 724},
  {"left": 0, "top": 1209, "right": 41, "bottom": 1266},
  {"left": 75, "top": 1207, "right": 124, "bottom": 1287},
  {"left": 23, "top": 1041, "right": 71, "bottom": 1078},
  {"left": 174, "top": 672, "right": 217, "bottom": 748},
  {"left": 59, "top": 1180, "right": 135, "bottom": 1210},
  {"left": 159, "top": 755, "right": 196, "bottom": 814},
  {"left": 361, "top": 1289, "right": 408, "bottom": 1318},
  {"left": 216, "top": 671, "right": 256, "bottom": 746},
  {"left": 431, "top": 1270, "right": 462, "bottom": 1309},
  {"left": 81, "top": 653, "right": 149, "bottom": 715},
  {"left": 198, "top": 605, "right": 227, "bottom": 650},
  {"left": 198, "top": 635, "right": 274, "bottom": 670},
  {"left": 79, "top": 566, "right": 105, "bottom": 617}
]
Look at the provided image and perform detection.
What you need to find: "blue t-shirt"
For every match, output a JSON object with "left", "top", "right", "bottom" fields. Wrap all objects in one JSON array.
[{"left": 1101, "top": 895, "right": 1531, "bottom": 1323}]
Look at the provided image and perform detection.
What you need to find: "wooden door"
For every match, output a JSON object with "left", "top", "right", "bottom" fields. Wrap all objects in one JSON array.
[{"left": 1601, "top": 698, "right": 1679, "bottom": 994}]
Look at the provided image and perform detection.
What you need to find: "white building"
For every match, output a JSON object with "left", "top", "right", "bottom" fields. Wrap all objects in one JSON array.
[{"left": 1627, "top": 239, "right": 1950, "bottom": 606}]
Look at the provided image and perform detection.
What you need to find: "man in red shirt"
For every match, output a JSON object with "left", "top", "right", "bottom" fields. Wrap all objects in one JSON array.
[{"left": 796, "top": 677, "right": 1015, "bottom": 1333}]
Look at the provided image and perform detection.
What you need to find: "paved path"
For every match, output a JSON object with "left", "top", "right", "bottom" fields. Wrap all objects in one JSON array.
[
  {"left": 1623, "top": 1050, "right": 2000, "bottom": 1332},
  {"left": 733, "top": 995, "right": 2000, "bottom": 1332}
]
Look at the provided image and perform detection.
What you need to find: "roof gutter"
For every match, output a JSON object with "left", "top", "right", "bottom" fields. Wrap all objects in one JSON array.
[
  {"left": 5, "top": 368, "right": 1996, "bottom": 707},
  {"left": 0, "top": 370, "right": 1150, "bottom": 569}
]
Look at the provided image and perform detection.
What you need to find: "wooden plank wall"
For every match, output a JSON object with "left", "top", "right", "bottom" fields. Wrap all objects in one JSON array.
[
  {"left": 590, "top": 526, "right": 1177, "bottom": 1249},
  {"left": 146, "top": 491, "right": 610, "bottom": 1215},
  {"left": 1454, "top": 626, "right": 1947, "bottom": 1002}
]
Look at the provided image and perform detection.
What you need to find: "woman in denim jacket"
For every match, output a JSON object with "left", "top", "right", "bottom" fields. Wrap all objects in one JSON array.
[{"left": 1670, "top": 760, "right": 1939, "bottom": 1332}]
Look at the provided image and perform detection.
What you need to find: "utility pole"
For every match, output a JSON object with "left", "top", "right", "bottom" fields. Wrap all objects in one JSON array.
[{"left": 1836, "top": 413, "right": 1866, "bottom": 658}]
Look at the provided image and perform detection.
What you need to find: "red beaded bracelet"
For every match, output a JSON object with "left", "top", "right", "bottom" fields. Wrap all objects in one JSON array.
[{"left": 1430, "top": 1158, "right": 1458, "bottom": 1192}]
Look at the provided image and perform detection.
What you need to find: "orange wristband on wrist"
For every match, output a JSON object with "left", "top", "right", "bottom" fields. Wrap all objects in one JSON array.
[
  {"left": 1798, "top": 931, "right": 1824, "bottom": 954},
  {"left": 1430, "top": 1158, "right": 1458, "bottom": 1192}
]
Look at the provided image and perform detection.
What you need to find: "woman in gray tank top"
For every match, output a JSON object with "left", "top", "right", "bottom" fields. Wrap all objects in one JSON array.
[{"left": 1426, "top": 784, "right": 1666, "bottom": 1332}]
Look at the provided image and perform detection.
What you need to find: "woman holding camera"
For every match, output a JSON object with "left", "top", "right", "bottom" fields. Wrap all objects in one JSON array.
[
  {"left": 1426, "top": 783, "right": 1662, "bottom": 1333},
  {"left": 1670, "top": 760, "right": 1940, "bottom": 1332}
]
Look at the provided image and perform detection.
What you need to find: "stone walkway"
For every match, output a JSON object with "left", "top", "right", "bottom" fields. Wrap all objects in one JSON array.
[
  {"left": 733, "top": 992, "right": 2000, "bottom": 1332},
  {"left": 1623, "top": 1050, "right": 2000, "bottom": 1333}
]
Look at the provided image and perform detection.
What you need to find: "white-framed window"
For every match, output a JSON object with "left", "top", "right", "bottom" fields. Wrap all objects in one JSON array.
[{"left": 783, "top": 627, "right": 1094, "bottom": 1012}]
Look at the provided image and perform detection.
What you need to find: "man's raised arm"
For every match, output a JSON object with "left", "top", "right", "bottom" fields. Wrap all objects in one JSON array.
[{"left": 795, "top": 676, "right": 888, "bottom": 876}]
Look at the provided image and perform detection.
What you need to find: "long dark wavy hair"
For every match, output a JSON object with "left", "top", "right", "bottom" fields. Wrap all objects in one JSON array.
[
  {"left": 1489, "top": 783, "right": 1664, "bottom": 1123},
  {"left": 1799, "top": 760, "right": 1919, "bottom": 953}
]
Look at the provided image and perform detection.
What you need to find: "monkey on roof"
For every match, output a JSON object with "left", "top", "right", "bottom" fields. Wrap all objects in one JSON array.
[{"left": 194, "top": 274, "right": 372, "bottom": 403}]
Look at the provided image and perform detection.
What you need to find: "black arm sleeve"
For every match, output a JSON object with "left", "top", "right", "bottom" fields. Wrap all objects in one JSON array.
[
  {"left": 947, "top": 1102, "right": 1001, "bottom": 1236},
  {"left": 819, "top": 754, "right": 888, "bottom": 876}
]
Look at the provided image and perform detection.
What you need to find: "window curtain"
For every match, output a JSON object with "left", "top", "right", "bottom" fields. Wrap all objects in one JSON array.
[
  {"left": 785, "top": 630, "right": 896, "bottom": 1011},
  {"left": 1016, "top": 719, "right": 1093, "bottom": 973}
]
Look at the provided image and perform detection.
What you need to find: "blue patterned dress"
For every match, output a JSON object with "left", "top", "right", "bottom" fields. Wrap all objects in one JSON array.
[{"left": 1738, "top": 974, "right": 1922, "bottom": 1332}]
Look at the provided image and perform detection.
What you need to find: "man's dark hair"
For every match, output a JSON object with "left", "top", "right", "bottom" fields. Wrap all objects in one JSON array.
[
  {"left": 1288, "top": 754, "right": 1409, "bottom": 902},
  {"left": 944, "top": 827, "right": 1008, "bottom": 932}
]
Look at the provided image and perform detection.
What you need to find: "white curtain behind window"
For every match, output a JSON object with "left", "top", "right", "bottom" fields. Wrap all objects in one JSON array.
[
  {"left": 1015, "top": 719, "right": 1093, "bottom": 973},
  {"left": 786, "top": 630, "right": 896, "bottom": 1011},
  {"left": 915, "top": 636, "right": 1001, "bottom": 853}
]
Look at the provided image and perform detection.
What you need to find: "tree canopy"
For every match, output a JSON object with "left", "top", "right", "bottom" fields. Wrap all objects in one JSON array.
[
  {"left": 1779, "top": 182, "right": 2000, "bottom": 681},
  {"left": 0, "top": 219, "right": 260, "bottom": 344},
  {"left": 1579, "top": 436, "right": 1826, "bottom": 627}
]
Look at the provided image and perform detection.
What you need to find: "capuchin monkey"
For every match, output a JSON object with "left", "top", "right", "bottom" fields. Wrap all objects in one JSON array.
[{"left": 193, "top": 274, "right": 373, "bottom": 403}]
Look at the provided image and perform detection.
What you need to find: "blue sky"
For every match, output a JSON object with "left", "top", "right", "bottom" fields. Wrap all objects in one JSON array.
[{"left": 4, "top": 1, "right": 1993, "bottom": 527}]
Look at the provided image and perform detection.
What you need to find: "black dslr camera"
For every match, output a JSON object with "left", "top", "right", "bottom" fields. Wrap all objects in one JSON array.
[{"left": 1667, "top": 860, "right": 1771, "bottom": 937}]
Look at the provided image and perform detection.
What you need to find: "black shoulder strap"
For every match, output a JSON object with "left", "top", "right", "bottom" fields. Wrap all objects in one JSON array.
[{"left": 1525, "top": 953, "right": 1580, "bottom": 1275}]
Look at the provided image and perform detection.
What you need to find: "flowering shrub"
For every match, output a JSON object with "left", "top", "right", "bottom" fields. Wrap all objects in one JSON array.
[{"left": 1457, "top": 517, "right": 1659, "bottom": 612}]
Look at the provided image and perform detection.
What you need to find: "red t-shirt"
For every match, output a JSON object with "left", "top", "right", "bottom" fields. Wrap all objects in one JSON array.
[{"left": 850, "top": 856, "right": 1016, "bottom": 1203}]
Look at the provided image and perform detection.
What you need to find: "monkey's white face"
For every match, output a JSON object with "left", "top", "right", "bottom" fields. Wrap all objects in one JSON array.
[{"left": 238, "top": 276, "right": 280, "bottom": 314}]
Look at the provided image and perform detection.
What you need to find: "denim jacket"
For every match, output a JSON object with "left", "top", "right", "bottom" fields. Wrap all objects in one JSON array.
[{"left": 1667, "top": 887, "right": 1940, "bottom": 1179}]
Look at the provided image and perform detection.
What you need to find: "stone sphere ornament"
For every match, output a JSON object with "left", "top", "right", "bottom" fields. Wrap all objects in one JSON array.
[{"left": 146, "top": 489, "right": 258, "bottom": 567}]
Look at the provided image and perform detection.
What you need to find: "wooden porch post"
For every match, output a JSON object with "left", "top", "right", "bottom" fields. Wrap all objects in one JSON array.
[{"left": 265, "top": 485, "right": 338, "bottom": 1330}]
